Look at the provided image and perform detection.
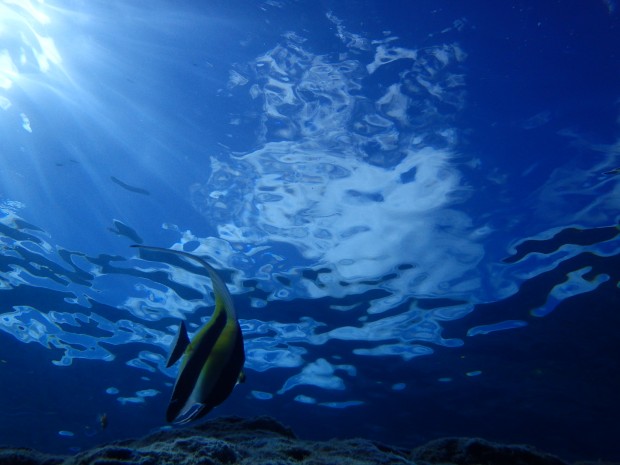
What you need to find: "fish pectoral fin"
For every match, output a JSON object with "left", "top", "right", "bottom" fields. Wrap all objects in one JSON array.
[
  {"left": 237, "top": 370, "right": 246, "bottom": 384},
  {"left": 166, "top": 320, "right": 191, "bottom": 368}
]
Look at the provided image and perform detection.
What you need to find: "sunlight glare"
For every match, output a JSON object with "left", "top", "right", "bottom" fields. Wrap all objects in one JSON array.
[{"left": 0, "top": 0, "right": 60, "bottom": 91}]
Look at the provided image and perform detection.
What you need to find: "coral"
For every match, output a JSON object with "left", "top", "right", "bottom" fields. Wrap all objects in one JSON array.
[
  {"left": 410, "top": 437, "right": 568, "bottom": 465},
  {"left": 0, "top": 417, "right": 617, "bottom": 465}
]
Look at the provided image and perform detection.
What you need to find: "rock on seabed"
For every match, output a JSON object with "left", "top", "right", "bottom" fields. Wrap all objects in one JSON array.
[{"left": 0, "top": 416, "right": 617, "bottom": 465}]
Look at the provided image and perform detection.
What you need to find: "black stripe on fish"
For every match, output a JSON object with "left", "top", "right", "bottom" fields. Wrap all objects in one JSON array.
[
  {"left": 166, "top": 307, "right": 228, "bottom": 423},
  {"left": 199, "top": 322, "right": 245, "bottom": 412}
]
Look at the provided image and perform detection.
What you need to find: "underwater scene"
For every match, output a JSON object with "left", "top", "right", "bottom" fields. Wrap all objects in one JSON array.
[{"left": 1, "top": 0, "right": 619, "bottom": 463}]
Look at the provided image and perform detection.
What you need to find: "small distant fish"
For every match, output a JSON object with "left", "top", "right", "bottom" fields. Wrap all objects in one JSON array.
[
  {"left": 110, "top": 176, "right": 151, "bottom": 196},
  {"left": 603, "top": 167, "right": 620, "bottom": 176},
  {"left": 131, "top": 245, "right": 246, "bottom": 424},
  {"left": 109, "top": 219, "right": 143, "bottom": 244},
  {"left": 55, "top": 159, "right": 80, "bottom": 167},
  {"left": 98, "top": 413, "right": 108, "bottom": 430}
]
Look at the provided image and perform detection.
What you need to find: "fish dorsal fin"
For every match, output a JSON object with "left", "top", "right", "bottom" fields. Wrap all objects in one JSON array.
[{"left": 166, "top": 320, "right": 190, "bottom": 368}]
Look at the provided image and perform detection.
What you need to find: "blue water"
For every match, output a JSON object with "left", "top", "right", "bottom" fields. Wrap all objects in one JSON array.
[{"left": 1, "top": 0, "right": 619, "bottom": 461}]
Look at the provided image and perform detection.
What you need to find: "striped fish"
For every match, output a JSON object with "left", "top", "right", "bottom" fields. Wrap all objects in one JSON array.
[{"left": 132, "top": 245, "right": 245, "bottom": 424}]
